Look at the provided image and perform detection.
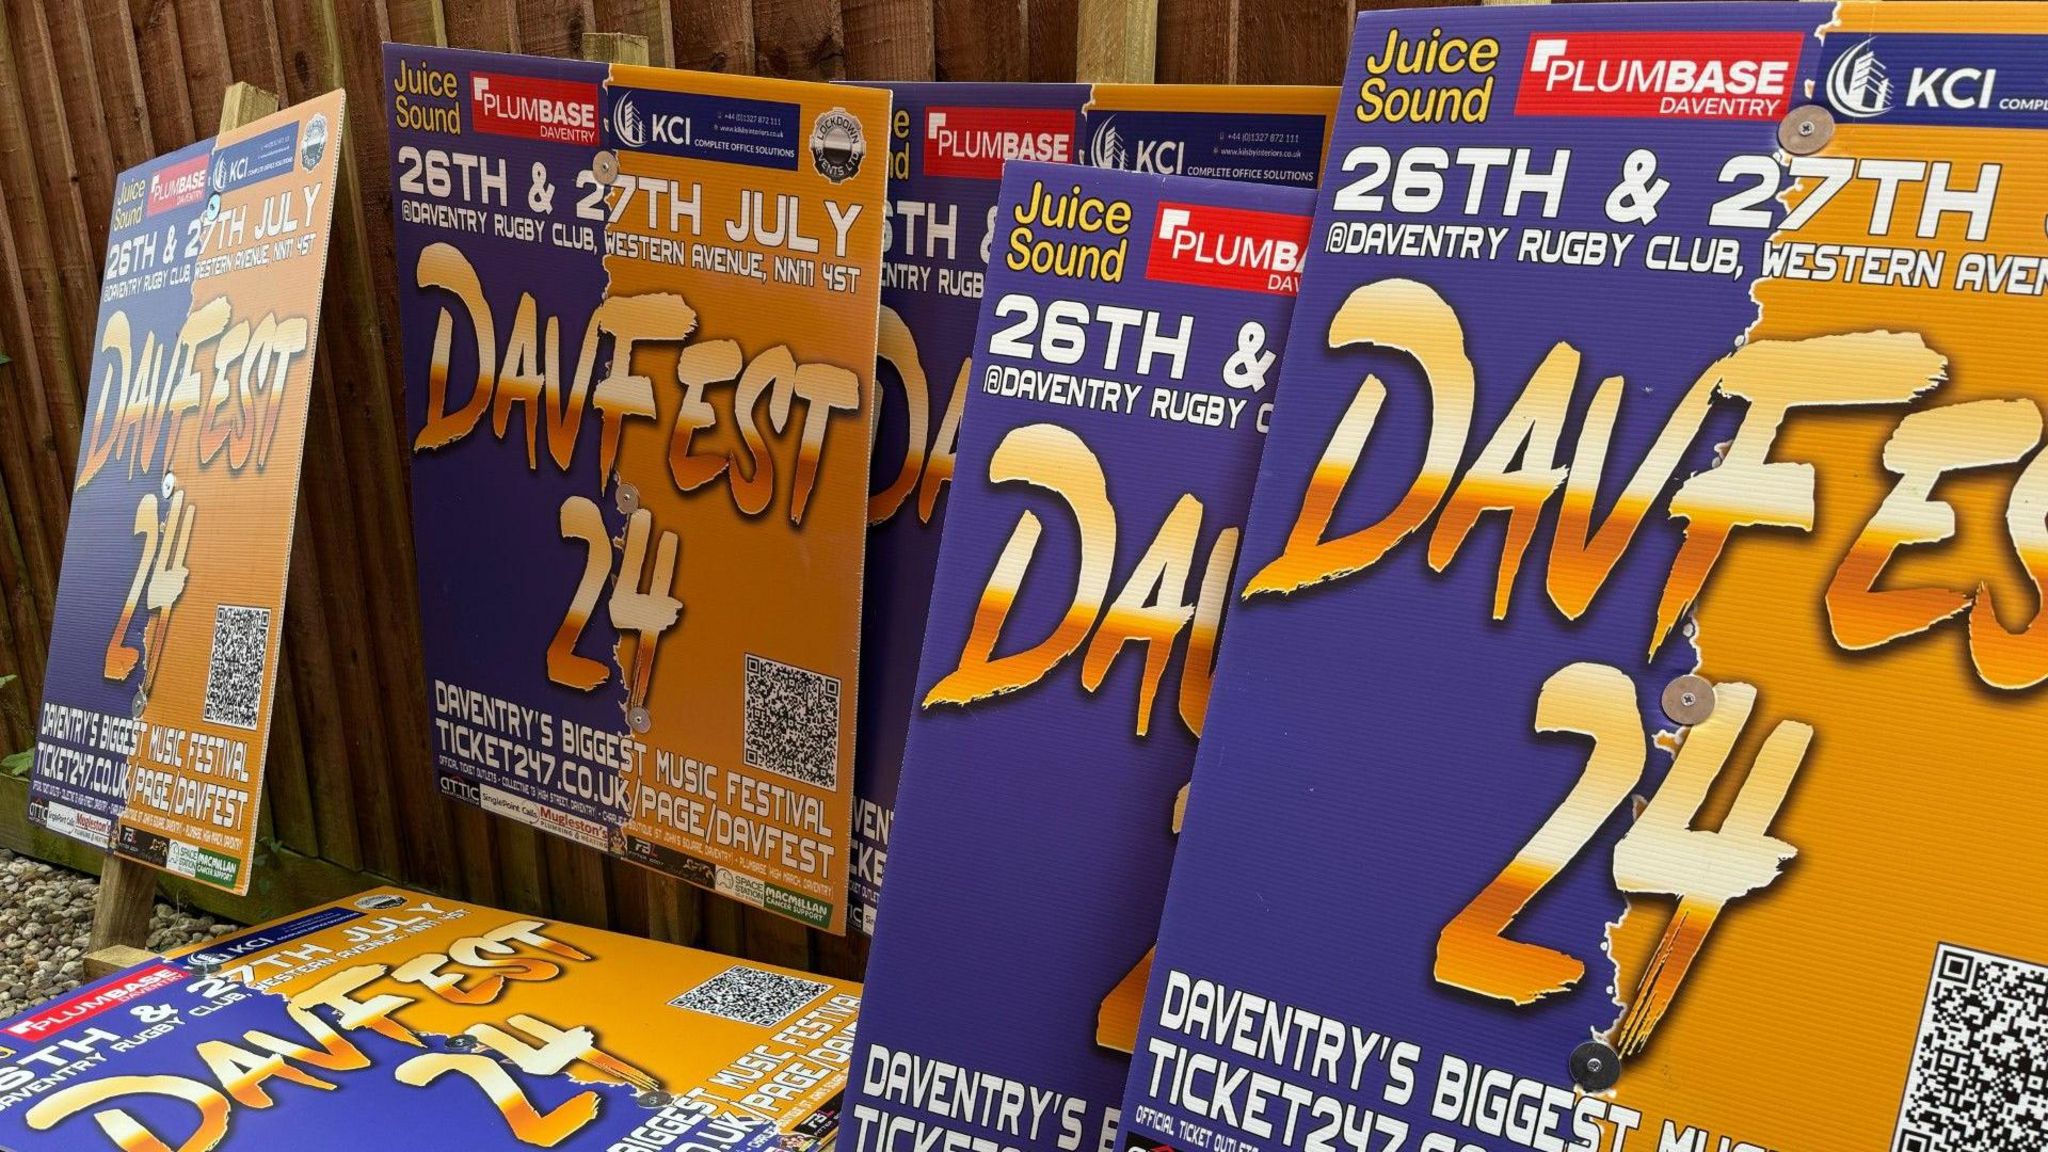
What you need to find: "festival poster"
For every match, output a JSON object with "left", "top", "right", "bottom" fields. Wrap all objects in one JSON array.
[
  {"left": 847, "top": 82, "right": 1336, "bottom": 939},
  {"left": 162, "top": 886, "right": 861, "bottom": 1147},
  {"left": 1080, "top": 86, "right": 1337, "bottom": 189},
  {"left": 846, "top": 81, "right": 1090, "bottom": 937},
  {"left": 27, "top": 92, "right": 346, "bottom": 894},
  {"left": 0, "top": 952, "right": 796, "bottom": 1152},
  {"left": 1118, "top": 6, "right": 2048, "bottom": 1152},
  {"left": 847, "top": 162, "right": 1313, "bottom": 1152},
  {"left": 388, "top": 46, "right": 888, "bottom": 934}
]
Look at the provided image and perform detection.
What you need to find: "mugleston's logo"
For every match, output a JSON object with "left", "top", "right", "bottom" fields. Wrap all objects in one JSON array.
[
  {"left": 811, "top": 107, "right": 866, "bottom": 182},
  {"left": 470, "top": 71, "right": 600, "bottom": 147},
  {"left": 1515, "top": 31, "right": 1802, "bottom": 121},
  {"left": 1826, "top": 39, "right": 1892, "bottom": 119},
  {"left": 923, "top": 106, "right": 1075, "bottom": 179},
  {"left": 1146, "top": 201, "right": 1307, "bottom": 296}
]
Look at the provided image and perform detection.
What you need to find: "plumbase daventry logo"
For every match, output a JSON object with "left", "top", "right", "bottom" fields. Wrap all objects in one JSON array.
[{"left": 810, "top": 107, "right": 866, "bottom": 182}]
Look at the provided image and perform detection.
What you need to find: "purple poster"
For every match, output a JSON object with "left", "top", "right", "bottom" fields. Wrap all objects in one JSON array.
[
  {"left": 1119, "top": 4, "right": 2048, "bottom": 1152},
  {"left": 848, "top": 162, "right": 1313, "bottom": 1152},
  {"left": 849, "top": 81, "right": 1091, "bottom": 936},
  {"left": 0, "top": 954, "right": 785, "bottom": 1151}
]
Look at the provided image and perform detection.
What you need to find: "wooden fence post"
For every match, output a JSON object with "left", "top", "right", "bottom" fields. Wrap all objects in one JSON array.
[
  {"left": 85, "top": 81, "right": 283, "bottom": 974},
  {"left": 1075, "top": 0, "right": 1158, "bottom": 83}
]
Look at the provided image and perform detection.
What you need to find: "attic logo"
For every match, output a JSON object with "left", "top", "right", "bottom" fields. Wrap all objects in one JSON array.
[
  {"left": 1827, "top": 39, "right": 1892, "bottom": 119},
  {"left": 1088, "top": 117, "right": 1182, "bottom": 175},
  {"left": 1146, "top": 201, "right": 1307, "bottom": 296}
]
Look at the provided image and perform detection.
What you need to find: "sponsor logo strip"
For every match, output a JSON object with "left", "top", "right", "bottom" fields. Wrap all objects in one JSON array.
[
  {"left": 1146, "top": 201, "right": 1310, "bottom": 295},
  {"left": 1515, "top": 31, "right": 1803, "bottom": 121}
]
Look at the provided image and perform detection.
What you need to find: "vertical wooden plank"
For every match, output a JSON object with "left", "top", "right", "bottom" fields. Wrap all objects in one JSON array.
[
  {"left": 1028, "top": 0, "right": 1079, "bottom": 83},
  {"left": 0, "top": 9, "right": 81, "bottom": 625},
  {"left": 449, "top": 804, "right": 503, "bottom": 906},
  {"left": 579, "top": 30, "right": 649, "bottom": 64},
  {"left": 812, "top": 928, "right": 868, "bottom": 981},
  {"left": 385, "top": 0, "right": 449, "bottom": 46},
  {"left": 129, "top": 0, "right": 203, "bottom": 148},
  {"left": 674, "top": 0, "right": 753, "bottom": 73},
  {"left": 78, "top": 2, "right": 158, "bottom": 169},
  {"left": 1155, "top": 0, "right": 1233, "bottom": 83},
  {"left": 704, "top": 894, "right": 747, "bottom": 957},
  {"left": 641, "top": 871, "right": 702, "bottom": 946},
  {"left": 593, "top": 0, "right": 673, "bottom": 67},
  {"left": 542, "top": 836, "right": 612, "bottom": 928},
  {"left": 0, "top": 208, "right": 65, "bottom": 655},
  {"left": 1235, "top": 0, "right": 1352, "bottom": 86},
  {"left": 494, "top": 820, "right": 550, "bottom": 914},
  {"left": 445, "top": 0, "right": 522, "bottom": 51},
  {"left": 606, "top": 857, "right": 652, "bottom": 938},
  {"left": 934, "top": 0, "right": 1023, "bottom": 81},
  {"left": 174, "top": 0, "right": 235, "bottom": 117},
  {"left": 41, "top": 0, "right": 131, "bottom": 260},
  {"left": 745, "top": 909, "right": 814, "bottom": 970},
  {"left": 217, "top": 0, "right": 291, "bottom": 93},
  {"left": 277, "top": 425, "right": 366, "bottom": 870},
  {"left": 516, "top": 0, "right": 594, "bottom": 57},
  {"left": 843, "top": 0, "right": 932, "bottom": 80},
  {"left": 753, "top": 0, "right": 845, "bottom": 80},
  {"left": 1075, "top": 0, "right": 1157, "bottom": 83},
  {"left": 264, "top": 662, "right": 323, "bottom": 856},
  {"left": 5, "top": 0, "right": 100, "bottom": 449}
]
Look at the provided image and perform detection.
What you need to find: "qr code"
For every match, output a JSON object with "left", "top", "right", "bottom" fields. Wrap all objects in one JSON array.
[
  {"left": 743, "top": 654, "right": 841, "bottom": 788},
  {"left": 670, "top": 964, "right": 830, "bottom": 1027},
  {"left": 201, "top": 604, "right": 270, "bottom": 730},
  {"left": 1893, "top": 944, "right": 2048, "bottom": 1152}
]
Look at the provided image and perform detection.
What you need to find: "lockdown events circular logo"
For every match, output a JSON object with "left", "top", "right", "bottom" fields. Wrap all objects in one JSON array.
[{"left": 809, "top": 107, "right": 866, "bottom": 183}]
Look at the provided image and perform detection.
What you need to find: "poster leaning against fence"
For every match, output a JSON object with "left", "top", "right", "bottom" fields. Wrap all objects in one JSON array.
[
  {"left": 27, "top": 91, "right": 347, "bottom": 895},
  {"left": 1119, "top": 4, "right": 2048, "bottom": 1152},
  {"left": 388, "top": 46, "right": 888, "bottom": 934}
]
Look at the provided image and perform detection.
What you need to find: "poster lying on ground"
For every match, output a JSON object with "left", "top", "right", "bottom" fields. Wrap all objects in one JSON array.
[
  {"left": 1120, "top": 5, "right": 2048, "bottom": 1152},
  {"left": 165, "top": 886, "right": 860, "bottom": 1146},
  {"left": 848, "top": 82, "right": 1338, "bottom": 937},
  {"left": 388, "top": 46, "right": 888, "bottom": 933},
  {"left": 27, "top": 91, "right": 346, "bottom": 895},
  {"left": 847, "top": 162, "right": 1313, "bottom": 1152},
  {"left": 0, "top": 888, "right": 854, "bottom": 1150}
]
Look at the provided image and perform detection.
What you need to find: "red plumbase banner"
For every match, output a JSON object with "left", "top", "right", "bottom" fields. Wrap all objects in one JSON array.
[
  {"left": 1117, "top": 4, "right": 2048, "bottom": 1152},
  {"left": 387, "top": 46, "right": 888, "bottom": 934},
  {"left": 27, "top": 91, "right": 346, "bottom": 894},
  {"left": 0, "top": 888, "right": 856, "bottom": 1150}
]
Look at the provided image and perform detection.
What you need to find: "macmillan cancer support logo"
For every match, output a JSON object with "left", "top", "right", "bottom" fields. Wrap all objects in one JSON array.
[
  {"left": 810, "top": 107, "right": 866, "bottom": 182},
  {"left": 1827, "top": 38, "right": 1893, "bottom": 119}
]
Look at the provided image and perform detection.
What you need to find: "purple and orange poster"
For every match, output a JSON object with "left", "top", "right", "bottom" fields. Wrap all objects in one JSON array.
[
  {"left": 388, "top": 48, "right": 888, "bottom": 933},
  {"left": 29, "top": 91, "right": 346, "bottom": 894},
  {"left": 848, "top": 161, "right": 1312, "bottom": 1152},
  {"left": 1121, "top": 5, "right": 2048, "bottom": 1151}
]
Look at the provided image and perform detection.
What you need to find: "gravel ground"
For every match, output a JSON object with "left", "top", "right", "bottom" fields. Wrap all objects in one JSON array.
[{"left": 0, "top": 847, "right": 238, "bottom": 1018}]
